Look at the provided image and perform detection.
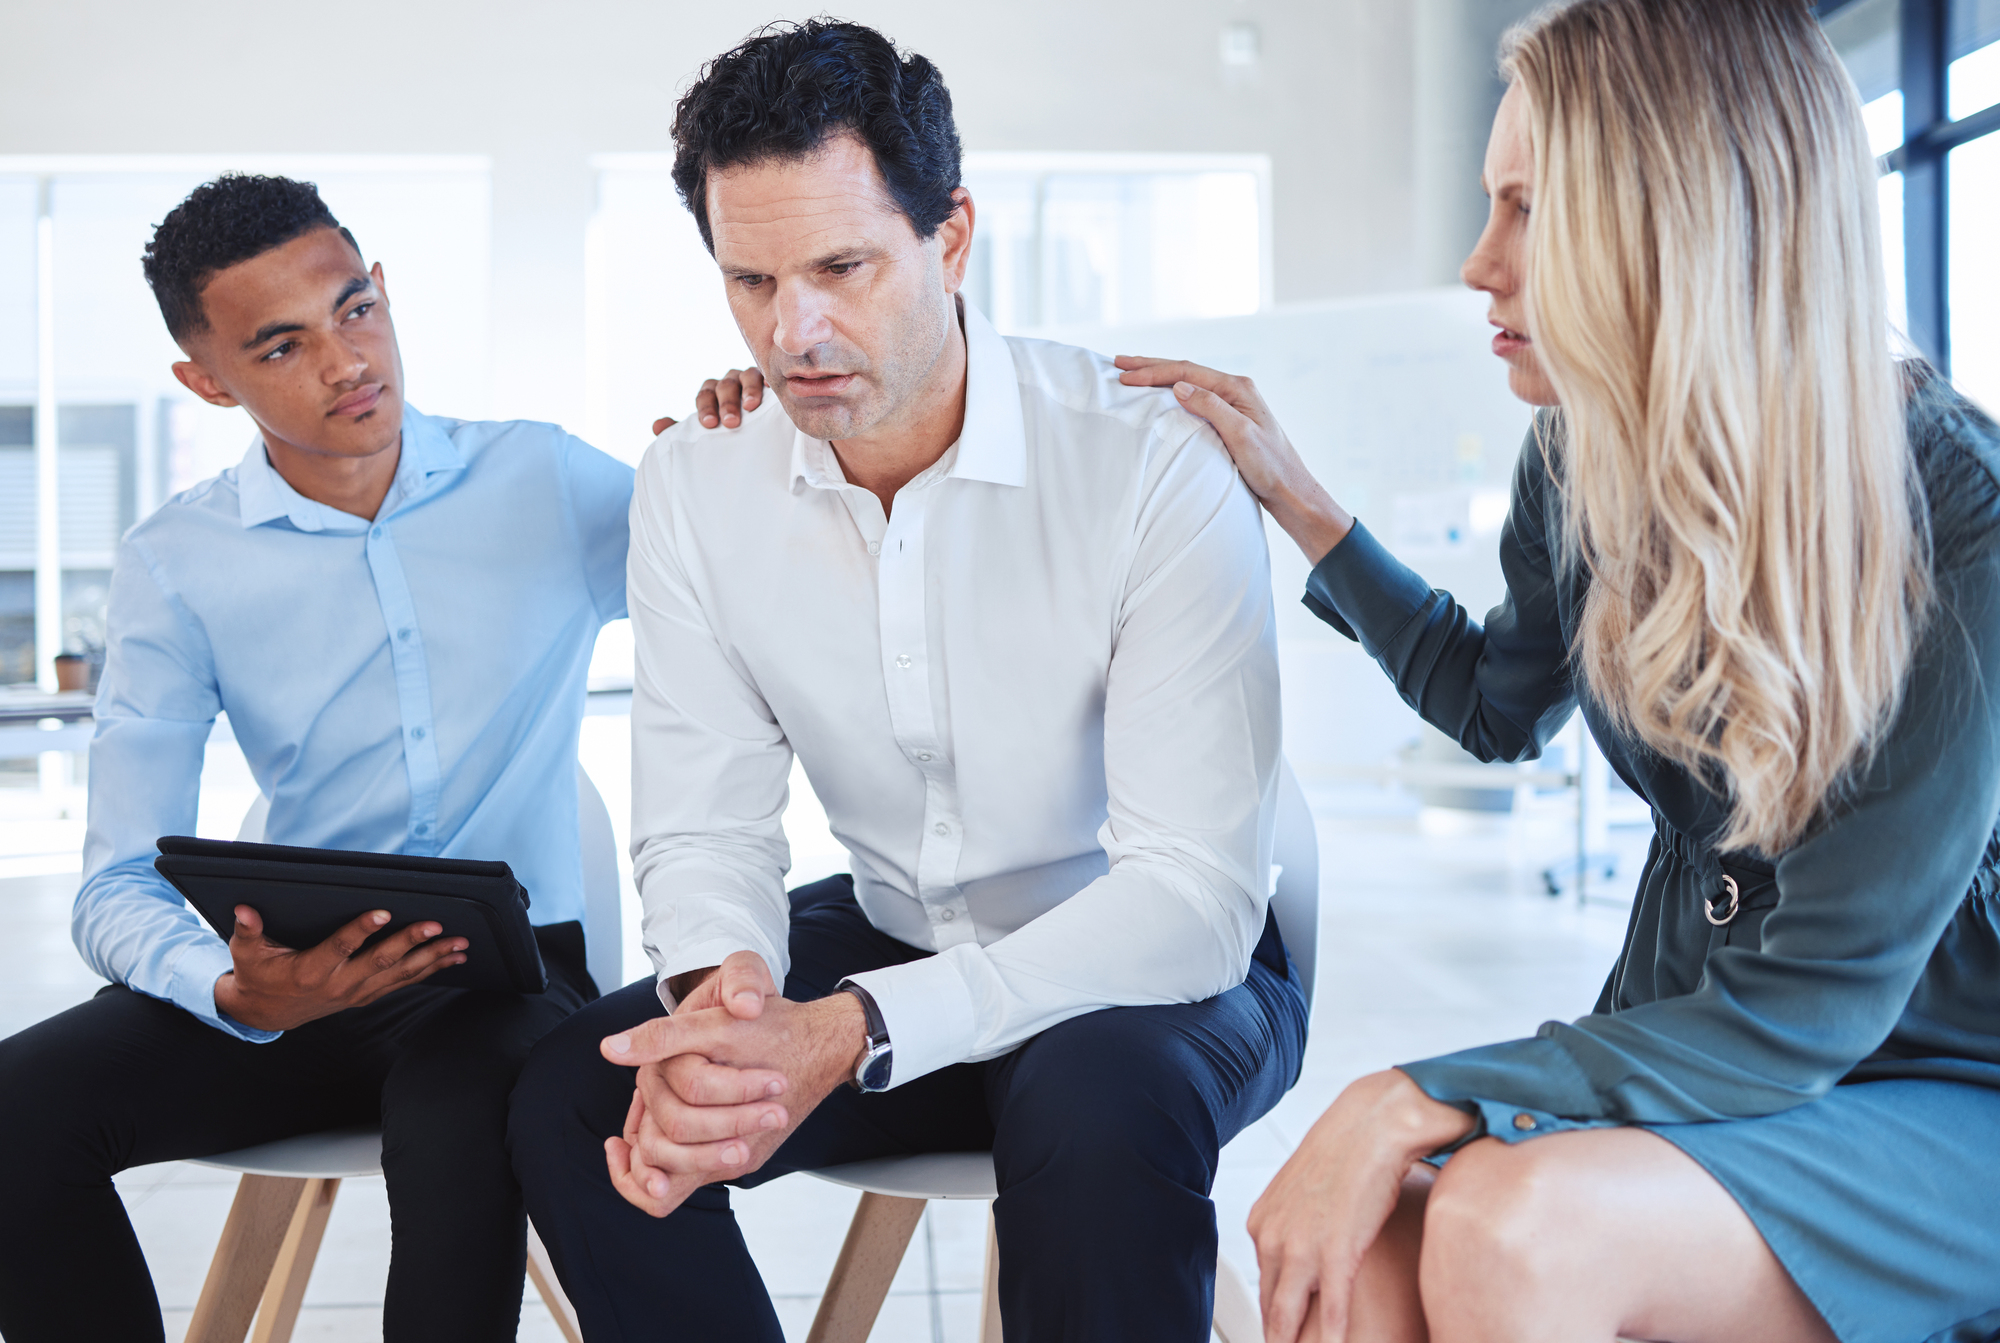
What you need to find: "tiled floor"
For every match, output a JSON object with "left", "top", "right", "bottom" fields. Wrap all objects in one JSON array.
[{"left": 0, "top": 775, "right": 1652, "bottom": 1342}]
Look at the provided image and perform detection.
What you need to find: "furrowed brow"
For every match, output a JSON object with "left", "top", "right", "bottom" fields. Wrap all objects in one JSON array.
[{"left": 242, "top": 320, "right": 303, "bottom": 351}]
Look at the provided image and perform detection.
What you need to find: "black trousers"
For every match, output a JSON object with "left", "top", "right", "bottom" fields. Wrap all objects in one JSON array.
[
  {"left": 509, "top": 878, "right": 1308, "bottom": 1343},
  {"left": 0, "top": 921, "right": 595, "bottom": 1343}
]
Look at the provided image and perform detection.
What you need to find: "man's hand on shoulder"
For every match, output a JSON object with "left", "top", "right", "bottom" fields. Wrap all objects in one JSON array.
[
  {"left": 599, "top": 950, "right": 866, "bottom": 1218},
  {"left": 651, "top": 366, "right": 766, "bottom": 437},
  {"left": 213, "top": 905, "right": 468, "bottom": 1033}
]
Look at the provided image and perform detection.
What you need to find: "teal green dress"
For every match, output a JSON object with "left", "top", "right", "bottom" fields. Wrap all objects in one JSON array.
[{"left": 1303, "top": 373, "right": 2000, "bottom": 1343}]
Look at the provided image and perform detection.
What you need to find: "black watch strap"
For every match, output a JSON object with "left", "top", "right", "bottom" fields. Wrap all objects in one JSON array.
[{"left": 836, "top": 980, "right": 888, "bottom": 1046}]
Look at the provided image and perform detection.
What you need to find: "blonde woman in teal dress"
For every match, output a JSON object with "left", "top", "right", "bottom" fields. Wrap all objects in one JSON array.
[{"left": 1116, "top": 1, "right": 2000, "bottom": 1339}]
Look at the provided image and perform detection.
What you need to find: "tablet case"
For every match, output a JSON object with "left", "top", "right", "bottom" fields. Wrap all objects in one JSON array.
[{"left": 154, "top": 836, "right": 548, "bottom": 994}]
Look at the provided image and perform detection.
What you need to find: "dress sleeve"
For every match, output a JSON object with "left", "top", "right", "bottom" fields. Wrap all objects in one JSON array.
[
  {"left": 1402, "top": 495, "right": 2000, "bottom": 1136},
  {"left": 1302, "top": 425, "right": 1576, "bottom": 764}
]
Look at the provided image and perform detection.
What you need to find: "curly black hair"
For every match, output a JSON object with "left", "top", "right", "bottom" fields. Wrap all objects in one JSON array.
[
  {"left": 670, "top": 18, "right": 962, "bottom": 253},
  {"left": 141, "top": 174, "right": 360, "bottom": 343}
]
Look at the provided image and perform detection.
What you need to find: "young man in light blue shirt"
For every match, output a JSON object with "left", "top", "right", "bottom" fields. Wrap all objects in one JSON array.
[{"left": 0, "top": 174, "right": 633, "bottom": 1343}]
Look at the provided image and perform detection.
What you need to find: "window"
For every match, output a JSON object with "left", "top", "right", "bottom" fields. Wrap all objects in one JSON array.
[
  {"left": 959, "top": 154, "right": 1270, "bottom": 332},
  {"left": 0, "top": 157, "right": 491, "bottom": 688},
  {"left": 1822, "top": 0, "right": 2000, "bottom": 411},
  {"left": 580, "top": 152, "right": 1272, "bottom": 460}
]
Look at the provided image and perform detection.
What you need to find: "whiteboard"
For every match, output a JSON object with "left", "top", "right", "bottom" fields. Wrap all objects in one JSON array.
[{"left": 1030, "top": 285, "right": 1537, "bottom": 775}]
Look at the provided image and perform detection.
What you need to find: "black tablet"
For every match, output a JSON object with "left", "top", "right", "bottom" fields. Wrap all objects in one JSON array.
[{"left": 155, "top": 836, "right": 548, "bottom": 994}]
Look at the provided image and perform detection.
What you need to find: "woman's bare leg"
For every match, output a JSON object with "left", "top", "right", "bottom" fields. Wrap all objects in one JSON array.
[
  {"left": 1415, "top": 1128, "right": 1836, "bottom": 1343},
  {"left": 1340, "top": 1167, "right": 1436, "bottom": 1343}
]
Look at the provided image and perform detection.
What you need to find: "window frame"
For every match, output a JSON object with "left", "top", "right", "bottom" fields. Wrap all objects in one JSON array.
[{"left": 1820, "top": 0, "right": 2000, "bottom": 372}]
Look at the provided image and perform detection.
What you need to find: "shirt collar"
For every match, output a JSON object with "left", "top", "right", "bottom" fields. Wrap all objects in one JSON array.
[
  {"left": 234, "top": 405, "right": 466, "bottom": 532},
  {"left": 788, "top": 298, "right": 1026, "bottom": 494}
]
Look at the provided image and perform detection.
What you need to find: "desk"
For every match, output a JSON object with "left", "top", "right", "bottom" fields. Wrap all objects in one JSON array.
[{"left": 0, "top": 690, "right": 96, "bottom": 761}]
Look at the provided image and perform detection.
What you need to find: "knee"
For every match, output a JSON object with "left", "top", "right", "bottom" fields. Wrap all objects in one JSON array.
[
  {"left": 1420, "top": 1137, "right": 1574, "bottom": 1299},
  {"left": 507, "top": 996, "right": 639, "bottom": 1161},
  {"left": 996, "top": 1009, "right": 1215, "bottom": 1185}
]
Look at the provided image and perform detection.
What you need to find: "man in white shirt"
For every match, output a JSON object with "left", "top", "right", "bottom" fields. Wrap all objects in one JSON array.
[{"left": 509, "top": 20, "right": 1307, "bottom": 1341}]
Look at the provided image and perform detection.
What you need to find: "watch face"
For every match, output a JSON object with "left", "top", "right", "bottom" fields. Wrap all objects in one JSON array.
[{"left": 859, "top": 1046, "right": 894, "bottom": 1093}]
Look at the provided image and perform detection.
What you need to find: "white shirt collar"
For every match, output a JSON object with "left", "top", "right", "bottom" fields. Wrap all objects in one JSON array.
[{"left": 787, "top": 299, "right": 1027, "bottom": 495}]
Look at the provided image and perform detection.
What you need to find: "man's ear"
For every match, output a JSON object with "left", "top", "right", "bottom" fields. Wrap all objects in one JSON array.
[
  {"left": 371, "top": 261, "right": 389, "bottom": 306},
  {"left": 171, "top": 359, "right": 239, "bottom": 409},
  {"left": 938, "top": 188, "right": 975, "bottom": 296}
]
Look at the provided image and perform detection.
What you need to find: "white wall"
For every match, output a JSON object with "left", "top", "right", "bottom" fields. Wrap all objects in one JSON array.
[{"left": 2, "top": 0, "right": 1425, "bottom": 434}]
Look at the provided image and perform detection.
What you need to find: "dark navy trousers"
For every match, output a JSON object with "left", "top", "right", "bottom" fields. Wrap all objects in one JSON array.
[{"left": 509, "top": 876, "right": 1307, "bottom": 1343}]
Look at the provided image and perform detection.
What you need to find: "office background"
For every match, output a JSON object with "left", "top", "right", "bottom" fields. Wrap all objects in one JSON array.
[{"left": 0, "top": 2, "right": 1994, "bottom": 1339}]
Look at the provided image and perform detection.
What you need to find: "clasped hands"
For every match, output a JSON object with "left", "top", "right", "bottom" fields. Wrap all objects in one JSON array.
[{"left": 599, "top": 949, "right": 867, "bottom": 1218}]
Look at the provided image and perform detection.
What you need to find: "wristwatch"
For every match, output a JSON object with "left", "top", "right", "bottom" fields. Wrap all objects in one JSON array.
[{"left": 836, "top": 980, "right": 894, "bottom": 1093}]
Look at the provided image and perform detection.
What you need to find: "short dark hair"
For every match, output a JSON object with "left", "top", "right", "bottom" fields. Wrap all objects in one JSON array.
[
  {"left": 141, "top": 173, "right": 360, "bottom": 343},
  {"left": 670, "top": 19, "right": 963, "bottom": 253}
]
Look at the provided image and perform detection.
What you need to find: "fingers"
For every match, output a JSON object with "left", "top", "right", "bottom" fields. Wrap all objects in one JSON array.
[
  {"left": 228, "top": 904, "right": 269, "bottom": 945},
  {"left": 635, "top": 1065, "right": 787, "bottom": 1144},
  {"left": 1260, "top": 1255, "right": 1318, "bottom": 1343},
  {"left": 1172, "top": 380, "right": 1257, "bottom": 439},
  {"left": 319, "top": 908, "right": 394, "bottom": 960},
  {"left": 716, "top": 949, "right": 776, "bottom": 1019},
  {"left": 1112, "top": 355, "right": 1231, "bottom": 390},
  {"left": 739, "top": 365, "right": 765, "bottom": 410},
  {"left": 697, "top": 370, "right": 756, "bottom": 429},
  {"left": 628, "top": 1099, "right": 758, "bottom": 1178},
  {"left": 651, "top": 416, "right": 677, "bottom": 435},
  {"left": 661, "top": 1053, "right": 788, "bottom": 1106}
]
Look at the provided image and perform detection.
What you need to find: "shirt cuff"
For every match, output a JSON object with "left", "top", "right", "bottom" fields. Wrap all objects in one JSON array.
[
  {"left": 1301, "top": 519, "right": 1438, "bottom": 656},
  {"left": 652, "top": 935, "right": 785, "bottom": 1014},
  {"left": 169, "top": 938, "right": 281, "bottom": 1043},
  {"left": 845, "top": 952, "right": 978, "bottom": 1089}
]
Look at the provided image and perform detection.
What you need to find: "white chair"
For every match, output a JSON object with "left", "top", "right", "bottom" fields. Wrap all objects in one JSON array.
[
  {"left": 182, "top": 765, "right": 618, "bottom": 1343},
  {"left": 801, "top": 757, "right": 1321, "bottom": 1343}
]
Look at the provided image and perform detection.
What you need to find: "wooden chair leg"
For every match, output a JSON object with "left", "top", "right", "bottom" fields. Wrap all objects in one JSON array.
[
  {"left": 804, "top": 1191, "right": 927, "bottom": 1343},
  {"left": 248, "top": 1176, "right": 340, "bottom": 1343},
  {"left": 526, "top": 1218, "right": 585, "bottom": 1343},
  {"left": 185, "top": 1174, "right": 310, "bottom": 1343},
  {"left": 978, "top": 1204, "right": 1003, "bottom": 1343},
  {"left": 1211, "top": 1252, "right": 1261, "bottom": 1343}
]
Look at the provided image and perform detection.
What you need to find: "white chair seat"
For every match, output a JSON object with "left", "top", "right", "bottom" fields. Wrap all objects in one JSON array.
[
  {"left": 810, "top": 1152, "right": 997, "bottom": 1201},
  {"left": 191, "top": 1126, "right": 384, "bottom": 1180}
]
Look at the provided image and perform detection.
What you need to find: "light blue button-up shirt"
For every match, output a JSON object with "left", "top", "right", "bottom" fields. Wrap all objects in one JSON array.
[{"left": 75, "top": 408, "right": 633, "bottom": 1040}]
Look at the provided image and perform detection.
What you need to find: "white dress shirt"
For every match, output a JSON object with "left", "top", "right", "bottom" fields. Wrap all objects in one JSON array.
[{"left": 629, "top": 302, "right": 1281, "bottom": 1087}]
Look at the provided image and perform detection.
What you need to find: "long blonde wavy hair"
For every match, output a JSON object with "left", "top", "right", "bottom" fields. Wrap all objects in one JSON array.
[{"left": 1502, "top": 0, "right": 1931, "bottom": 854}]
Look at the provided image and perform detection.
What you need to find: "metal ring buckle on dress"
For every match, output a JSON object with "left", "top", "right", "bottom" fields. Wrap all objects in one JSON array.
[{"left": 1704, "top": 874, "right": 1741, "bottom": 926}]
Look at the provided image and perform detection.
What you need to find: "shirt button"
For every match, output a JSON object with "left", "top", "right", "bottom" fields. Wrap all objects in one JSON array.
[
  {"left": 410, "top": 726, "right": 427, "bottom": 741},
  {"left": 370, "top": 526, "right": 382, "bottom": 540},
  {"left": 1512, "top": 1113, "right": 1537, "bottom": 1131},
  {"left": 413, "top": 823, "right": 429, "bottom": 837},
  {"left": 896, "top": 654, "right": 912, "bottom": 669},
  {"left": 941, "top": 908, "right": 956, "bottom": 922},
  {"left": 933, "top": 822, "right": 949, "bottom": 836},
  {"left": 397, "top": 628, "right": 412, "bottom": 641},
  {"left": 867, "top": 542, "right": 880, "bottom": 556},
  {"left": 917, "top": 752, "right": 932, "bottom": 762}
]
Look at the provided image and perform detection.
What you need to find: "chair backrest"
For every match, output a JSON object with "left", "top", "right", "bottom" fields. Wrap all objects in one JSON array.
[
  {"left": 1270, "top": 756, "right": 1320, "bottom": 1015},
  {"left": 575, "top": 764, "right": 623, "bottom": 994},
  {"left": 236, "top": 764, "right": 625, "bottom": 995}
]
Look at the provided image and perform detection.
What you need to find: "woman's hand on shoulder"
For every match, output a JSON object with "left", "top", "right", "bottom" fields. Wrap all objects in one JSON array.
[
  {"left": 1113, "top": 356, "right": 1354, "bottom": 564},
  {"left": 1248, "top": 1068, "right": 1474, "bottom": 1343},
  {"left": 651, "top": 366, "right": 767, "bottom": 436}
]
